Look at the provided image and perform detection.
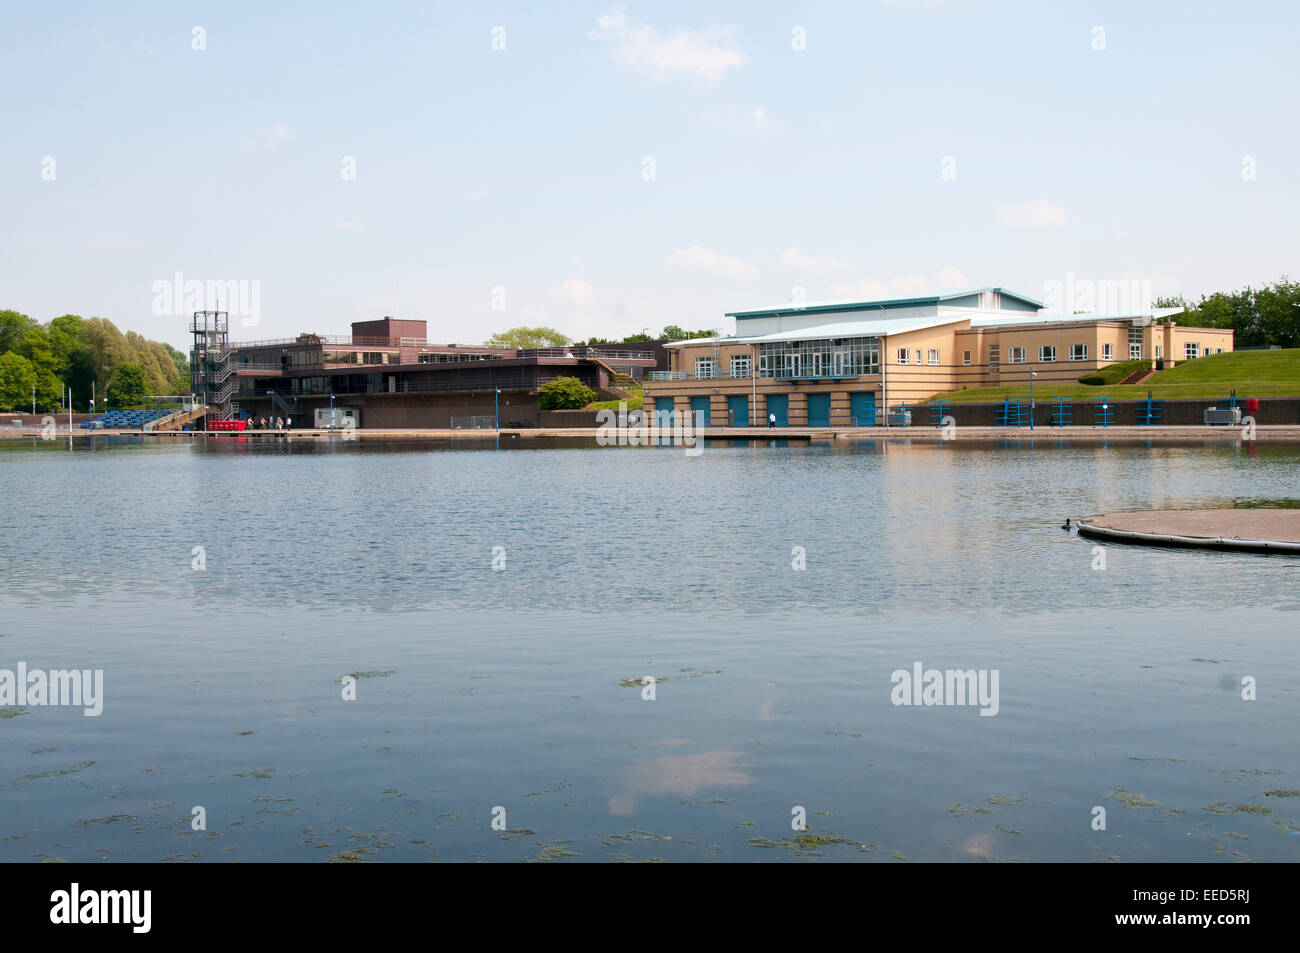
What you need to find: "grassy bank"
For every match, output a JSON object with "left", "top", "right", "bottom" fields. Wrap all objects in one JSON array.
[{"left": 929, "top": 349, "right": 1300, "bottom": 402}]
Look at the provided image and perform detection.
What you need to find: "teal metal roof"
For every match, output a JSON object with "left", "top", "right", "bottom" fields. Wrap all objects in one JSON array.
[{"left": 725, "top": 287, "right": 1045, "bottom": 320}]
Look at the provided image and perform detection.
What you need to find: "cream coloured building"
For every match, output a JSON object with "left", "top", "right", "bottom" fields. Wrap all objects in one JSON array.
[{"left": 643, "top": 288, "right": 1233, "bottom": 426}]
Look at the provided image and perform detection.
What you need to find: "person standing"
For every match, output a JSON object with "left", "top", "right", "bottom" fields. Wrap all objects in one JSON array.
[{"left": 768, "top": 411, "right": 776, "bottom": 429}]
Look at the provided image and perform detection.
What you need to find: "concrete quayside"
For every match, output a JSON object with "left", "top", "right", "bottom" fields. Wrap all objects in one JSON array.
[{"left": 1077, "top": 509, "right": 1300, "bottom": 554}]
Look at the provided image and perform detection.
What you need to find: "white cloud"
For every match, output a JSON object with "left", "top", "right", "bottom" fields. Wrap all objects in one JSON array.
[
  {"left": 557, "top": 277, "right": 594, "bottom": 303},
  {"left": 242, "top": 123, "right": 295, "bottom": 151},
  {"left": 995, "top": 198, "right": 1069, "bottom": 227},
  {"left": 89, "top": 236, "right": 143, "bottom": 249},
  {"left": 827, "top": 267, "right": 975, "bottom": 301},
  {"left": 934, "top": 265, "right": 970, "bottom": 289},
  {"left": 333, "top": 220, "right": 366, "bottom": 231},
  {"left": 590, "top": 8, "right": 747, "bottom": 81},
  {"left": 780, "top": 248, "right": 851, "bottom": 271},
  {"left": 667, "top": 244, "right": 759, "bottom": 280},
  {"left": 830, "top": 275, "right": 933, "bottom": 300}
]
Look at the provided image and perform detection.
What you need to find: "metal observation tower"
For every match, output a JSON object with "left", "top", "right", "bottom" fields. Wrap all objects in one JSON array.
[{"left": 189, "top": 311, "right": 237, "bottom": 420}]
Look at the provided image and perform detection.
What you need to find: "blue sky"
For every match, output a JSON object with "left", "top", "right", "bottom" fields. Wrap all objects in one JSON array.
[{"left": 2, "top": 1, "right": 1297, "bottom": 349}]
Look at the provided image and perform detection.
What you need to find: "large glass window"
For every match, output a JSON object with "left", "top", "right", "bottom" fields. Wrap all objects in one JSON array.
[
  {"left": 927, "top": 349, "right": 940, "bottom": 365},
  {"left": 1007, "top": 347, "right": 1026, "bottom": 364},
  {"left": 729, "top": 354, "right": 751, "bottom": 378},
  {"left": 1039, "top": 346, "right": 1056, "bottom": 362},
  {"left": 1069, "top": 344, "right": 1087, "bottom": 361},
  {"left": 695, "top": 356, "right": 717, "bottom": 379},
  {"left": 1129, "top": 325, "right": 1143, "bottom": 360},
  {"left": 1185, "top": 342, "right": 1200, "bottom": 359},
  {"left": 759, "top": 337, "right": 879, "bottom": 379}
]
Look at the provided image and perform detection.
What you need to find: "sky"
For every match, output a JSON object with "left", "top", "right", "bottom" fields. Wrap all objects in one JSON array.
[{"left": 2, "top": 1, "right": 1297, "bottom": 350}]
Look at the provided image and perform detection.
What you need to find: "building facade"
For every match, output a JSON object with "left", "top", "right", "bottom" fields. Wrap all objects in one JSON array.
[
  {"left": 199, "top": 317, "right": 656, "bottom": 427},
  {"left": 643, "top": 288, "right": 1234, "bottom": 426}
]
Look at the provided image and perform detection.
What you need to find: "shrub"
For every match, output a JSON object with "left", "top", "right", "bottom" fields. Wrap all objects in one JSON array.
[
  {"left": 538, "top": 376, "right": 597, "bottom": 410},
  {"left": 1078, "top": 375, "right": 1106, "bottom": 386}
]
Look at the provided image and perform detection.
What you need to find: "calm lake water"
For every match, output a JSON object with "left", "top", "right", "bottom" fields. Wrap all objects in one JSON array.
[{"left": 1, "top": 435, "right": 1298, "bottom": 862}]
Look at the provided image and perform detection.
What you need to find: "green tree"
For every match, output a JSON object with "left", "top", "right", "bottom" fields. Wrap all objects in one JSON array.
[
  {"left": 0, "top": 309, "right": 36, "bottom": 355},
  {"left": 162, "top": 343, "right": 190, "bottom": 389},
  {"left": 661, "top": 325, "right": 718, "bottom": 340},
  {"left": 16, "top": 326, "right": 63, "bottom": 411},
  {"left": 106, "top": 363, "right": 147, "bottom": 409},
  {"left": 486, "top": 326, "right": 572, "bottom": 349},
  {"left": 0, "top": 352, "right": 38, "bottom": 412},
  {"left": 538, "top": 376, "right": 597, "bottom": 409}
]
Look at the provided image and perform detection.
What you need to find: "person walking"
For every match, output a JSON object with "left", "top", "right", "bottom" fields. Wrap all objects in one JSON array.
[{"left": 768, "top": 411, "right": 776, "bottom": 429}]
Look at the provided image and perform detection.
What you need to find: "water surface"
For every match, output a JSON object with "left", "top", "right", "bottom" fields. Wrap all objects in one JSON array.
[{"left": 1, "top": 436, "right": 1297, "bottom": 861}]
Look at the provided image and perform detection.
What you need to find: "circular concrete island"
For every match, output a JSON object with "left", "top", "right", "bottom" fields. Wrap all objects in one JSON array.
[{"left": 1077, "top": 509, "right": 1300, "bottom": 554}]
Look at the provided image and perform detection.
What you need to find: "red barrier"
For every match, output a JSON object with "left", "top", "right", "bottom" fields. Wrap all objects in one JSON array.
[{"left": 209, "top": 419, "right": 247, "bottom": 431}]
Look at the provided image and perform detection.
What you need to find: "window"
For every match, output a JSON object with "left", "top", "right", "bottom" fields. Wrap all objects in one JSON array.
[
  {"left": 758, "top": 337, "right": 879, "bottom": 379},
  {"left": 914, "top": 349, "right": 922, "bottom": 365},
  {"left": 927, "top": 349, "right": 940, "bottom": 365},
  {"left": 729, "top": 354, "right": 751, "bottom": 378},
  {"left": 1069, "top": 344, "right": 1088, "bottom": 361},
  {"left": 1185, "top": 342, "right": 1200, "bottom": 360},
  {"left": 1155, "top": 346, "right": 1162, "bottom": 359},
  {"left": 962, "top": 350, "right": 971, "bottom": 366},
  {"left": 1007, "top": 347, "right": 1026, "bottom": 364},
  {"left": 1102, "top": 343, "right": 1113, "bottom": 361},
  {"left": 897, "top": 348, "right": 909, "bottom": 364},
  {"left": 1039, "top": 346, "right": 1056, "bottom": 362},
  {"left": 695, "top": 356, "right": 716, "bottom": 379},
  {"left": 1128, "top": 324, "right": 1143, "bottom": 360},
  {"left": 988, "top": 347, "right": 999, "bottom": 373}
]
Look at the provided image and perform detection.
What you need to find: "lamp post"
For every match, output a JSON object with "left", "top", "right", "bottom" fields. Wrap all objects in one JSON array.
[
  {"left": 494, "top": 388, "right": 501, "bottom": 431},
  {"left": 329, "top": 393, "right": 335, "bottom": 431},
  {"left": 1029, "top": 370, "right": 1037, "bottom": 430}
]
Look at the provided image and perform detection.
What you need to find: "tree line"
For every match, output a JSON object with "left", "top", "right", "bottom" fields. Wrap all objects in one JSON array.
[
  {"left": 1157, "top": 276, "right": 1300, "bottom": 349},
  {"left": 0, "top": 310, "right": 188, "bottom": 413},
  {"left": 487, "top": 325, "right": 719, "bottom": 349}
]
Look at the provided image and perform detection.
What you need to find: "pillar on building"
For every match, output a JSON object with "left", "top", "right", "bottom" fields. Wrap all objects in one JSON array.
[
  {"left": 753, "top": 392, "right": 766, "bottom": 427},
  {"left": 709, "top": 394, "right": 728, "bottom": 427},
  {"left": 830, "top": 391, "right": 850, "bottom": 425},
  {"left": 788, "top": 391, "right": 808, "bottom": 427}
]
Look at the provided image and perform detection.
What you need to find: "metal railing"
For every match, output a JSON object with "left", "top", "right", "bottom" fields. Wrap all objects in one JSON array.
[{"left": 647, "top": 369, "right": 757, "bottom": 382}]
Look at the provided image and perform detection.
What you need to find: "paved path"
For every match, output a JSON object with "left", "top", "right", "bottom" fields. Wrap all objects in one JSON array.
[
  {"left": 6, "top": 424, "right": 1300, "bottom": 441},
  {"left": 1078, "top": 509, "right": 1300, "bottom": 553}
]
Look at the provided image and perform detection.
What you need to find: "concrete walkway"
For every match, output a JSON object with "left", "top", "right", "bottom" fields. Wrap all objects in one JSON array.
[
  {"left": 7, "top": 424, "right": 1300, "bottom": 441},
  {"left": 1078, "top": 509, "right": 1300, "bottom": 554}
]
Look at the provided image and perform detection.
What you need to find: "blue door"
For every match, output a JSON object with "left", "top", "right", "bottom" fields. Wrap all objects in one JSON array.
[
  {"left": 807, "top": 393, "right": 831, "bottom": 427},
  {"left": 727, "top": 395, "right": 749, "bottom": 427},
  {"left": 849, "top": 392, "right": 876, "bottom": 427},
  {"left": 689, "top": 396, "right": 711, "bottom": 427},
  {"left": 765, "top": 394, "right": 788, "bottom": 427},
  {"left": 654, "top": 398, "right": 676, "bottom": 427}
]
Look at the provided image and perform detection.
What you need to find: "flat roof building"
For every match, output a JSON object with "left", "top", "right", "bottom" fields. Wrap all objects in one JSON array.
[{"left": 194, "top": 317, "right": 657, "bottom": 428}]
